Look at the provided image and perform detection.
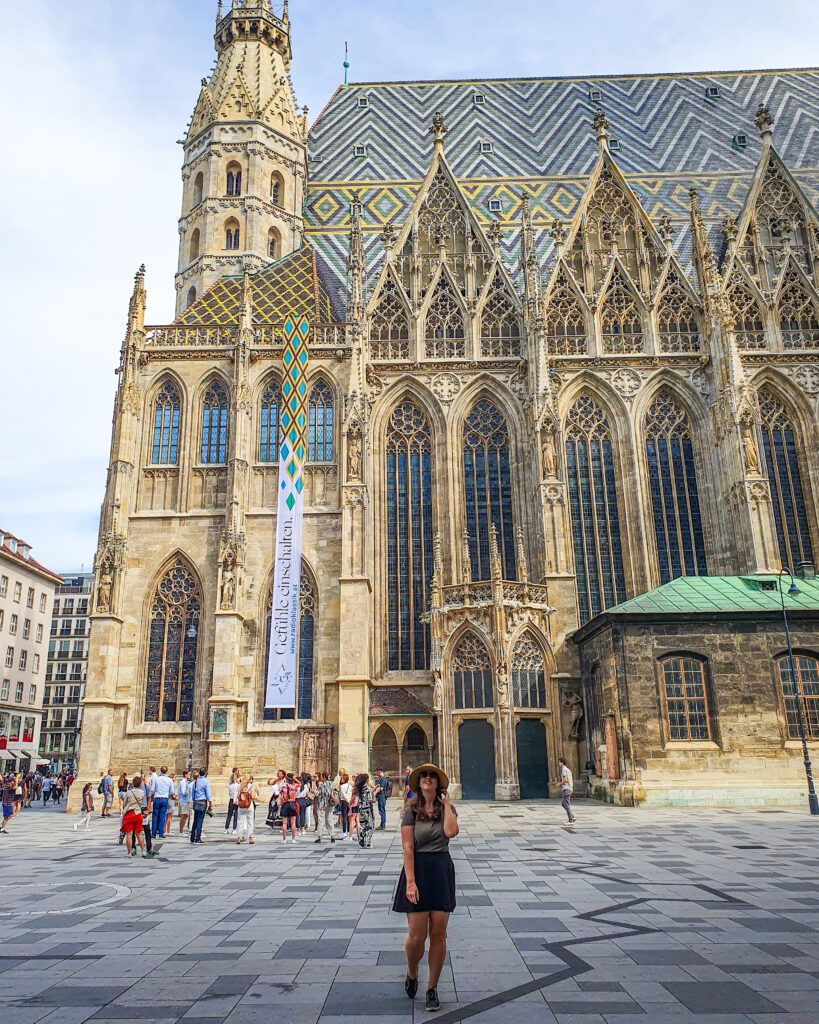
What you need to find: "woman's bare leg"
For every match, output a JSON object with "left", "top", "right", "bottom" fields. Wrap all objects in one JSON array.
[
  {"left": 427, "top": 912, "right": 449, "bottom": 989},
  {"left": 405, "top": 912, "right": 429, "bottom": 980}
]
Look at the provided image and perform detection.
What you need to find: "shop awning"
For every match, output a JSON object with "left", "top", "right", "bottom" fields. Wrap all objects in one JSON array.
[{"left": 0, "top": 748, "right": 22, "bottom": 761}]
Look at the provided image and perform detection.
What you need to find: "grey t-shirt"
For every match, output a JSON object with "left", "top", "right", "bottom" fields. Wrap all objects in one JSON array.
[{"left": 401, "top": 805, "right": 457, "bottom": 853}]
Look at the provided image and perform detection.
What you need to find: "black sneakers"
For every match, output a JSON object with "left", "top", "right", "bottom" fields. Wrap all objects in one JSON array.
[
  {"left": 425, "top": 988, "right": 440, "bottom": 1012},
  {"left": 404, "top": 974, "right": 418, "bottom": 999}
]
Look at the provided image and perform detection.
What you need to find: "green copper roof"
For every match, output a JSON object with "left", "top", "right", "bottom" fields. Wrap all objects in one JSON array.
[{"left": 606, "top": 574, "right": 819, "bottom": 617}]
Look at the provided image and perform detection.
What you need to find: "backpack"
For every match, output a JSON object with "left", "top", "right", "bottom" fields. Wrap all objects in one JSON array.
[
  {"left": 97, "top": 782, "right": 104, "bottom": 794},
  {"left": 384, "top": 777, "right": 393, "bottom": 798},
  {"left": 237, "top": 788, "right": 252, "bottom": 809}
]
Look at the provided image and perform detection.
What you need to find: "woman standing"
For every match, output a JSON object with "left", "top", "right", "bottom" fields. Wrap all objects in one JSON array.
[
  {"left": 225, "top": 769, "right": 239, "bottom": 835},
  {"left": 356, "top": 773, "right": 375, "bottom": 849},
  {"left": 279, "top": 772, "right": 300, "bottom": 844},
  {"left": 392, "top": 764, "right": 458, "bottom": 1013},
  {"left": 117, "top": 772, "right": 128, "bottom": 814},
  {"left": 337, "top": 771, "right": 352, "bottom": 839},
  {"left": 73, "top": 783, "right": 94, "bottom": 831},
  {"left": 296, "top": 773, "right": 312, "bottom": 835},
  {"left": 164, "top": 774, "right": 176, "bottom": 837},
  {"left": 348, "top": 774, "right": 360, "bottom": 841},
  {"left": 235, "top": 774, "right": 258, "bottom": 845},
  {"left": 121, "top": 775, "right": 148, "bottom": 857}
]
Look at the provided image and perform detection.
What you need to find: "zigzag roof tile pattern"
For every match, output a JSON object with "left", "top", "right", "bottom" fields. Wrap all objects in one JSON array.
[{"left": 304, "top": 69, "right": 819, "bottom": 314}]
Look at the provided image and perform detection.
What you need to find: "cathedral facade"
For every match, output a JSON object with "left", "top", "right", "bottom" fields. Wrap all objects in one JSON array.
[{"left": 78, "top": 1, "right": 819, "bottom": 803}]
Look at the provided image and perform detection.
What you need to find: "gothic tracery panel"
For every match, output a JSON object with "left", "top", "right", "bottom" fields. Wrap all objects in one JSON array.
[
  {"left": 370, "top": 279, "right": 410, "bottom": 360},
  {"left": 451, "top": 631, "right": 493, "bottom": 710},
  {"left": 144, "top": 558, "right": 201, "bottom": 723},
  {"left": 511, "top": 633, "right": 547, "bottom": 709},
  {"left": 657, "top": 278, "right": 701, "bottom": 353},
  {"left": 463, "top": 400, "right": 516, "bottom": 580},
  {"left": 778, "top": 269, "right": 819, "bottom": 350},
  {"left": 480, "top": 276, "right": 521, "bottom": 358},
  {"left": 545, "top": 273, "right": 587, "bottom": 355},
  {"left": 425, "top": 276, "right": 466, "bottom": 359},
  {"left": 728, "top": 274, "right": 767, "bottom": 350},
  {"left": 601, "top": 271, "right": 644, "bottom": 354}
]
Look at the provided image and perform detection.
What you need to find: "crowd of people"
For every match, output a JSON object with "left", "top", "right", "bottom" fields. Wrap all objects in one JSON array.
[{"left": 1, "top": 768, "right": 74, "bottom": 834}]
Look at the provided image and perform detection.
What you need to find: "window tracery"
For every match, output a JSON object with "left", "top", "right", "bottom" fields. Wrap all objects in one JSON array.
[
  {"left": 778, "top": 270, "right": 819, "bottom": 349},
  {"left": 259, "top": 377, "right": 282, "bottom": 462},
  {"left": 728, "top": 275, "right": 767, "bottom": 350},
  {"left": 144, "top": 558, "right": 200, "bottom": 723},
  {"left": 753, "top": 162, "right": 812, "bottom": 279},
  {"left": 545, "top": 273, "right": 586, "bottom": 355},
  {"left": 263, "top": 568, "right": 315, "bottom": 720},
  {"left": 151, "top": 382, "right": 181, "bottom": 466},
  {"left": 758, "top": 389, "right": 813, "bottom": 569},
  {"left": 425, "top": 277, "right": 465, "bottom": 358},
  {"left": 200, "top": 381, "right": 229, "bottom": 465},
  {"left": 601, "top": 272, "right": 643, "bottom": 353},
  {"left": 564, "top": 395, "right": 627, "bottom": 624},
  {"left": 463, "top": 400, "right": 515, "bottom": 580},
  {"left": 511, "top": 633, "right": 547, "bottom": 708},
  {"left": 451, "top": 631, "right": 493, "bottom": 709},
  {"left": 480, "top": 277, "right": 521, "bottom": 357},
  {"left": 370, "top": 279, "right": 410, "bottom": 360},
  {"left": 657, "top": 279, "right": 701, "bottom": 353},
  {"left": 307, "top": 379, "right": 334, "bottom": 462},
  {"left": 644, "top": 393, "right": 708, "bottom": 583},
  {"left": 385, "top": 401, "right": 434, "bottom": 670}
]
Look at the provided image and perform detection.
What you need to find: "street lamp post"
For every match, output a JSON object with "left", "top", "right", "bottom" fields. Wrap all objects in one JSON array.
[
  {"left": 186, "top": 620, "right": 198, "bottom": 772},
  {"left": 777, "top": 568, "right": 819, "bottom": 816}
]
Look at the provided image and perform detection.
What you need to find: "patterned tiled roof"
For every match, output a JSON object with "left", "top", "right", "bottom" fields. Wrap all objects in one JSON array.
[
  {"left": 176, "top": 244, "right": 335, "bottom": 326},
  {"left": 369, "top": 686, "right": 433, "bottom": 717},
  {"left": 305, "top": 69, "right": 819, "bottom": 310}
]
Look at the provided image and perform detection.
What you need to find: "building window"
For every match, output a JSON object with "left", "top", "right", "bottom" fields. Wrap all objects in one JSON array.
[
  {"left": 226, "top": 162, "right": 242, "bottom": 197},
  {"left": 386, "top": 401, "right": 434, "bottom": 671},
  {"left": 565, "top": 395, "right": 627, "bottom": 625},
  {"left": 225, "top": 219, "right": 240, "bottom": 250},
  {"left": 200, "top": 380, "right": 229, "bottom": 464},
  {"left": 267, "top": 226, "right": 280, "bottom": 259},
  {"left": 480, "top": 276, "right": 521, "bottom": 357},
  {"left": 511, "top": 633, "right": 547, "bottom": 708},
  {"left": 151, "top": 381, "right": 181, "bottom": 465},
  {"left": 759, "top": 389, "right": 813, "bottom": 570},
  {"left": 425, "top": 277, "right": 465, "bottom": 359},
  {"left": 5, "top": 647, "right": 13, "bottom": 669},
  {"left": 39, "top": 593, "right": 47, "bottom": 613},
  {"left": 186, "top": 286, "right": 197, "bottom": 309},
  {"left": 0, "top": 610, "right": 3, "bottom": 630},
  {"left": 26, "top": 587, "right": 34, "bottom": 608},
  {"left": 259, "top": 376, "right": 282, "bottom": 462},
  {"left": 35, "top": 623, "right": 43, "bottom": 643},
  {"left": 601, "top": 272, "right": 643, "bottom": 353},
  {"left": 452, "top": 632, "right": 493, "bottom": 710},
  {"left": 15, "top": 681, "right": 23, "bottom": 703},
  {"left": 189, "top": 227, "right": 200, "bottom": 262},
  {"left": 9, "top": 614, "right": 17, "bottom": 635},
  {"left": 307, "top": 379, "right": 334, "bottom": 462},
  {"left": 28, "top": 685, "right": 36, "bottom": 704},
  {"left": 0, "top": 576, "right": 6, "bottom": 597},
  {"left": 32, "top": 654, "right": 39, "bottom": 673},
  {"left": 463, "top": 400, "right": 515, "bottom": 581},
  {"left": 144, "top": 558, "right": 201, "bottom": 723},
  {"left": 22, "top": 619, "right": 30, "bottom": 640},
  {"left": 193, "top": 171, "right": 204, "bottom": 207},
  {"left": 263, "top": 566, "right": 315, "bottom": 720},
  {"left": 370, "top": 278, "right": 410, "bottom": 360},
  {"left": 660, "top": 656, "right": 712, "bottom": 741},
  {"left": 270, "top": 173, "right": 284, "bottom": 207},
  {"left": 13, "top": 582, "right": 21, "bottom": 603},
  {"left": 776, "top": 653, "right": 819, "bottom": 740},
  {"left": 18, "top": 651, "right": 27, "bottom": 671},
  {"left": 0, "top": 680, "right": 8, "bottom": 700},
  {"left": 645, "top": 393, "right": 708, "bottom": 583}
]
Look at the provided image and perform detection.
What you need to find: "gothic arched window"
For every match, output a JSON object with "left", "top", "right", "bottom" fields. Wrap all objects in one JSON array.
[
  {"left": 189, "top": 228, "right": 200, "bottom": 262},
  {"left": 728, "top": 276, "right": 766, "bottom": 350},
  {"left": 225, "top": 218, "right": 240, "bottom": 251},
  {"left": 480, "top": 278, "right": 521, "bottom": 357},
  {"left": 263, "top": 568, "right": 316, "bottom": 720},
  {"left": 775, "top": 653, "right": 819, "bottom": 740},
  {"left": 660, "top": 655, "right": 712, "bottom": 741},
  {"left": 545, "top": 273, "right": 586, "bottom": 355},
  {"left": 511, "top": 633, "right": 547, "bottom": 709},
  {"left": 259, "top": 377, "right": 282, "bottom": 463},
  {"left": 193, "top": 171, "right": 204, "bottom": 207},
  {"left": 452, "top": 632, "right": 493, "bottom": 710},
  {"left": 151, "top": 381, "right": 181, "bottom": 465},
  {"left": 370, "top": 279, "right": 410, "bottom": 360},
  {"left": 644, "top": 393, "right": 708, "bottom": 583},
  {"left": 308, "top": 379, "right": 334, "bottom": 462},
  {"left": 144, "top": 558, "right": 200, "bottom": 722},
  {"left": 226, "top": 162, "right": 242, "bottom": 197},
  {"left": 267, "top": 227, "right": 280, "bottom": 259},
  {"left": 759, "top": 389, "right": 813, "bottom": 569},
  {"left": 200, "top": 381, "right": 229, "bottom": 465},
  {"left": 463, "top": 400, "right": 515, "bottom": 580},
  {"left": 271, "top": 172, "right": 284, "bottom": 207},
  {"left": 425, "top": 277, "right": 465, "bottom": 359},
  {"left": 186, "top": 287, "right": 197, "bottom": 309},
  {"left": 565, "top": 395, "right": 626, "bottom": 624},
  {"left": 385, "top": 401, "right": 434, "bottom": 670},
  {"left": 657, "top": 281, "right": 701, "bottom": 353},
  {"left": 601, "top": 274, "right": 643, "bottom": 353},
  {"left": 778, "top": 271, "right": 819, "bottom": 349}
]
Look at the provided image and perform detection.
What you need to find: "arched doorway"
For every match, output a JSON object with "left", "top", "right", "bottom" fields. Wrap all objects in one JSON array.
[
  {"left": 459, "top": 719, "right": 495, "bottom": 799},
  {"left": 371, "top": 722, "right": 400, "bottom": 777},
  {"left": 516, "top": 719, "right": 548, "bottom": 798}
]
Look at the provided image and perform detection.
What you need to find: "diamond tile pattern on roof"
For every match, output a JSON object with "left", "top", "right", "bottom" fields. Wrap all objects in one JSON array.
[
  {"left": 369, "top": 686, "right": 433, "bottom": 716},
  {"left": 176, "top": 245, "right": 334, "bottom": 326},
  {"left": 605, "top": 575, "right": 819, "bottom": 617}
]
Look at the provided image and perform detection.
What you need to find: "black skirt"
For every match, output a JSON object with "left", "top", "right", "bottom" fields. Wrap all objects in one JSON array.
[{"left": 392, "top": 851, "right": 456, "bottom": 914}]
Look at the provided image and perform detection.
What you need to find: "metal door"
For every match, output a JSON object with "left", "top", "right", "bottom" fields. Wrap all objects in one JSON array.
[
  {"left": 516, "top": 718, "right": 548, "bottom": 799},
  {"left": 458, "top": 719, "right": 496, "bottom": 800}
]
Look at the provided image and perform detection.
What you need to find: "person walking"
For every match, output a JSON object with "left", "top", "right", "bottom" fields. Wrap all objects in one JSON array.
[
  {"left": 177, "top": 769, "right": 192, "bottom": 834},
  {"left": 73, "top": 782, "right": 94, "bottom": 831},
  {"left": 356, "top": 773, "right": 376, "bottom": 848},
  {"left": 374, "top": 769, "right": 390, "bottom": 830},
  {"left": 313, "top": 771, "right": 336, "bottom": 844},
  {"left": 558, "top": 757, "right": 576, "bottom": 824},
  {"left": 348, "top": 774, "right": 361, "bottom": 841},
  {"left": 117, "top": 772, "right": 129, "bottom": 814},
  {"left": 338, "top": 771, "right": 352, "bottom": 839},
  {"left": 12, "top": 774, "right": 24, "bottom": 815},
  {"left": 225, "top": 770, "right": 239, "bottom": 836},
  {"left": 100, "top": 769, "right": 114, "bottom": 816},
  {"left": 235, "top": 774, "right": 259, "bottom": 845},
  {"left": 52, "top": 775, "right": 62, "bottom": 803},
  {"left": 151, "top": 767, "right": 173, "bottom": 838},
  {"left": 279, "top": 772, "right": 300, "bottom": 844},
  {"left": 121, "top": 775, "right": 148, "bottom": 857},
  {"left": 164, "top": 774, "right": 176, "bottom": 837},
  {"left": 296, "top": 774, "right": 312, "bottom": 835},
  {"left": 1, "top": 773, "right": 15, "bottom": 834},
  {"left": 403, "top": 765, "right": 415, "bottom": 804},
  {"left": 190, "top": 768, "right": 212, "bottom": 844},
  {"left": 393, "top": 764, "right": 459, "bottom": 1013},
  {"left": 42, "top": 774, "right": 51, "bottom": 806}
]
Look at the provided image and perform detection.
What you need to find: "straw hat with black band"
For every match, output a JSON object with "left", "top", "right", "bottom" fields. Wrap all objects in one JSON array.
[{"left": 407, "top": 763, "right": 449, "bottom": 794}]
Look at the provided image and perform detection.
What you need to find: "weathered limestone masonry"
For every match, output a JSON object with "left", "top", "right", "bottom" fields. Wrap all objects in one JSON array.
[{"left": 76, "top": 1, "right": 819, "bottom": 805}]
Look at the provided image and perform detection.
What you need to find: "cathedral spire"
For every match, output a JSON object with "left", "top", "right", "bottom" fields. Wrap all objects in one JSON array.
[
  {"left": 519, "top": 191, "right": 541, "bottom": 314},
  {"left": 755, "top": 102, "right": 774, "bottom": 146},
  {"left": 347, "top": 192, "right": 366, "bottom": 323}
]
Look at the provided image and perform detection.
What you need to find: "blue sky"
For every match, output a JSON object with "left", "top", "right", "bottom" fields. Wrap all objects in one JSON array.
[{"left": 1, "top": 0, "right": 817, "bottom": 572}]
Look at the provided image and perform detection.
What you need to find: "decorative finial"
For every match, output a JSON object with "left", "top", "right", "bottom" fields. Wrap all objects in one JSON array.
[
  {"left": 282, "top": 0, "right": 289, "bottom": 22},
  {"left": 433, "top": 532, "right": 444, "bottom": 581},
  {"left": 754, "top": 103, "right": 774, "bottom": 142},
  {"left": 487, "top": 219, "right": 503, "bottom": 254},
  {"left": 379, "top": 221, "right": 397, "bottom": 251},
  {"left": 548, "top": 217, "right": 567, "bottom": 248},
  {"left": 430, "top": 111, "right": 447, "bottom": 148},
  {"left": 136, "top": 263, "right": 146, "bottom": 282},
  {"left": 489, "top": 522, "right": 503, "bottom": 581},
  {"left": 593, "top": 110, "right": 610, "bottom": 150},
  {"left": 217, "top": 0, "right": 223, "bottom": 22},
  {"left": 515, "top": 525, "right": 528, "bottom": 585},
  {"left": 658, "top": 215, "right": 674, "bottom": 246},
  {"left": 343, "top": 41, "right": 349, "bottom": 86},
  {"left": 462, "top": 529, "right": 472, "bottom": 584},
  {"left": 722, "top": 214, "right": 738, "bottom": 244}
]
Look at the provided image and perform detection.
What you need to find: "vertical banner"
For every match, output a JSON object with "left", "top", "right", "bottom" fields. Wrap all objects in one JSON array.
[{"left": 266, "top": 314, "right": 310, "bottom": 709}]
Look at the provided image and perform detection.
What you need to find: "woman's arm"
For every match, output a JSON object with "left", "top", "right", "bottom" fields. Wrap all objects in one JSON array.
[
  {"left": 441, "top": 793, "right": 459, "bottom": 838},
  {"left": 401, "top": 824, "right": 419, "bottom": 903}
]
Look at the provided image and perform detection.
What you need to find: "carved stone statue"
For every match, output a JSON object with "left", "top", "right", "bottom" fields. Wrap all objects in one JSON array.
[
  {"left": 496, "top": 665, "right": 510, "bottom": 710},
  {"left": 562, "top": 690, "right": 585, "bottom": 741},
  {"left": 541, "top": 423, "right": 557, "bottom": 478},
  {"left": 97, "top": 566, "right": 113, "bottom": 613},
  {"left": 432, "top": 668, "right": 443, "bottom": 713},
  {"left": 741, "top": 420, "right": 761, "bottom": 475},
  {"left": 220, "top": 552, "right": 236, "bottom": 609},
  {"left": 347, "top": 428, "right": 362, "bottom": 481}
]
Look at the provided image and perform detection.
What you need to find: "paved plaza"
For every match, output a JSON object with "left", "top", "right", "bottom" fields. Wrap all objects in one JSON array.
[{"left": 0, "top": 799, "right": 818, "bottom": 1023}]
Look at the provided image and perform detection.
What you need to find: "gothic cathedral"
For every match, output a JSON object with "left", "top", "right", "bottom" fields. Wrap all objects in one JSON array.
[{"left": 79, "top": 1, "right": 819, "bottom": 804}]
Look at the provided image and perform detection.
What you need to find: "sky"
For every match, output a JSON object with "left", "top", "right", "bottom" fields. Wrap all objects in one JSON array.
[{"left": 1, "top": 0, "right": 817, "bottom": 573}]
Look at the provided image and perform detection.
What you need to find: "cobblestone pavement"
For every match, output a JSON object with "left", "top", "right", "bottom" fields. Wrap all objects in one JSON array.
[{"left": 0, "top": 799, "right": 818, "bottom": 1023}]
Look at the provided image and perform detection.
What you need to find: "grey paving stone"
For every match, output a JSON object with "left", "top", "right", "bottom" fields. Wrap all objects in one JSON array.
[
  {"left": 273, "top": 940, "right": 349, "bottom": 960},
  {"left": 662, "top": 981, "right": 786, "bottom": 1013}
]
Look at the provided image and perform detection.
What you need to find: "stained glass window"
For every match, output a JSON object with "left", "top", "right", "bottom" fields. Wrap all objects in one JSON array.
[
  {"left": 565, "top": 395, "right": 626, "bottom": 624},
  {"left": 144, "top": 558, "right": 200, "bottom": 722},
  {"left": 386, "top": 401, "right": 434, "bottom": 670},
  {"left": 200, "top": 381, "right": 229, "bottom": 464},
  {"left": 511, "top": 633, "right": 547, "bottom": 708},
  {"left": 644, "top": 393, "right": 707, "bottom": 583},
  {"left": 452, "top": 632, "right": 493, "bottom": 709},
  {"left": 463, "top": 400, "right": 515, "bottom": 580},
  {"left": 308, "top": 379, "right": 334, "bottom": 462},
  {"left": 660, "top": 656, "right": 711, "bottom": 741},
  {"left": 263, "top": 568, "right": 316, "bottom": 720},
  {"left": 151, "top": 381, "right": 181, "bottom": 465},
  {"left": 259, "top": 377, "right": 282, "bottom": 463},
  {"left": 759, "top": 389, "right": 813, "bottom": 569},
  {"left": 775, "top": 653, "right": 819, "bottom": 740}
]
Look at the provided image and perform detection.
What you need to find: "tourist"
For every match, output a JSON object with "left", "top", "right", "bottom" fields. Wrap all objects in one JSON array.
[
  {"left": 558, "top": 757, "right": 576, "bottom": 824},
  {"left": 338, "top": 771, "right": 352, "bottom": 839},
  {"left": 403, "top": 765, "right": 415, "bottom": 804},
  {"left": 236, "top": 774, "right": 259, "bottom": 845},
  {"left": 356, "top": 773, "right": 375, "bottom": 848},
  {"left": 308, "top": 774, "right": 320, "bottom": 831},
  {"left": 101, "top": 768, "right": 114, "bottom": 816},
  {"left": 117, "top": 772, "right": 129, "bottom": 813},
  {"left": 313, "top": 771, "right": 336, "bottom": 844},
  {"left": 190, "top": 768, "right": 212, "bottom": 844},
  {"left": 120, "top": 774, "right": 147, "bottom": 857},
  {"left": 279, "top": 772, "right": 300, "bottom": 844},
  {"left": 54, "top": 774, "right": 65, "bottom": 805},
  {"left": 151, "top": 766, "right": 174, "bottom": 838},
  {"left": 73, "top": 782, "right": 94, "bottom": 831},
  {"left": 225, "top": 769, "right": 239, "bottom": 835},
  {"left": 13, "top": 774, "right": 24, "bottom": 814},
  {"left": 138, "top": 773, "right": 158, "bottom": 856},
  {"left": 42, "top": 774, "right": 51, "bottom": 805},
  {"left": 348, "top": 773, "right": 361, "bottom": 841},
  {"left": 177, "top": 769, "right": 192, "bottom": 834},
  {"left": 374, "top": 769, "right": 390, "bottom": 829},
  {"left": 1, "top": 773, "right": 15, "bottom": 834},
  {"left": 164, "top": 774, "right": 176, "bottom": 837},
  {"left": 392, "top": 763, "right": 459, "bottom": 1013},
  {"left": 296, "top": 773, "right": 312, "bottom": 834}
]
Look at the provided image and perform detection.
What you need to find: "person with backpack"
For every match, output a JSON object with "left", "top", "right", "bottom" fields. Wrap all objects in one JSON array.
[
  {"left": 374, "top": 769, "right": 391, "bottom": 830},
  {"left": 313, "top": 771, "right": 336, "bottom": 844},
  {"left": 279, "top": 772, "right": 300, "bottom": 844},
  {"left": 296, "top": 773, "right": 312, "bottom": 835},
  {"left": 235, "top": 774, "right": 259, "bottom": 845}
]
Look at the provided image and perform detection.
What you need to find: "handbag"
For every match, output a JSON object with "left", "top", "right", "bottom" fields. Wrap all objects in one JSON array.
[{"left": 193, "top": 799, "right": 208, "bottom": 812}]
